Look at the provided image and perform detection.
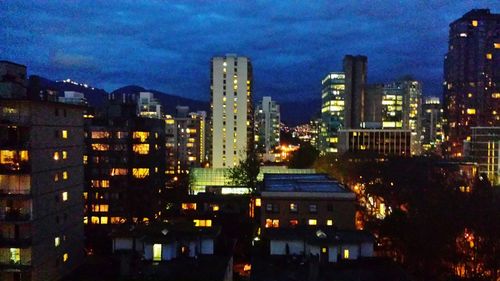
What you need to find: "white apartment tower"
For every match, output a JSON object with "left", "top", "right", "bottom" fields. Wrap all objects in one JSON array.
[{"left": 210, "top": 54, "right": 253, "bottom": 168}]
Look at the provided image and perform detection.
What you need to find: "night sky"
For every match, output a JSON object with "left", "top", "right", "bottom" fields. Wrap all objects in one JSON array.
[{"left": 1, "top": 1, "right": 498, "bottom": 102}]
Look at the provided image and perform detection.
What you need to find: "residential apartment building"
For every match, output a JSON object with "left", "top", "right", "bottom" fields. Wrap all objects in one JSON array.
[
  {"left": 210, "top": 54, "right": 253, "bottom": 168},
  {"left": 255, "top": 97, "right": 280, "bottom": 157}
]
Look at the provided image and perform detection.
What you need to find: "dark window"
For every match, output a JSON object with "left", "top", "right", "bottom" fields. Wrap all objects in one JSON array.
[{"left": 309, "top": 204, "right": 318, "bottom": 213}]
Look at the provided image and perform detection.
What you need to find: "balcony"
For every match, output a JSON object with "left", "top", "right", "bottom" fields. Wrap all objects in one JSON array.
[
  {"left": 0, "top": 224, "right": 32, "bottom": 247},
  {"left": 0, "top": 175, "right": 30, "bottom": 196},
  {"left": 0, "top": 247, "right": 31, "bottom": 268},
  {"left": 0, "top": 200, "right": 32, "bottom": 222},
  {"left": 0, "top": 150, "right": 30, "bottom": 174}
]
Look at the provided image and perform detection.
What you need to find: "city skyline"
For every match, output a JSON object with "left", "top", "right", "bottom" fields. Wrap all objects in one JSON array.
[{"left": 1, "top": 1, "right": 498, "bottom": 102}]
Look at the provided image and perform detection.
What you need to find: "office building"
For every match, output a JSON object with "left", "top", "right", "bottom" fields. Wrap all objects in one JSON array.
[
  {"left": 320, "top": 72, "right": 345, "bottom": 153},
  {"left": 343, "top": 55, "right": 367, "bottom": 129},
  {"left": 83, "top": 96, "right": 166, "bottom": 250},
  {"left": 137, "top": 92, "right": 162, "bottom": 119},
  {"left": 255, "top": 97, "right": 280, "bottom": 157},
  {"left": 443, "top": 9, "right": 500, "bottom": 157},
  {"left": 58, "top": 91, "right": 87, "bottom": 106},
  {"left": 210, "top": 54, "right": 253, "bottom": 168},
  {"left": 338, "top": 129, "right": 411, "bottom": 156},
  {"left": 422, "top": 97, "right": 444, "bottom": 152},
  {"left": 165, "top": 106, "right": 207, "bottom": 176},
  {"left": 0, "top": 62, "right": 85, "bottom": 281},
  {"left": 468, "top": 127, "right": 499, "bottom": 186}
]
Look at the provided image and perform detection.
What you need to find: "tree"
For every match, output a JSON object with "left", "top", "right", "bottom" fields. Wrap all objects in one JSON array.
[
  {"left": 227, "top": 150, "right": 261, "bottom": 194},
  {"left": 288, "top": 143, "right": 319, "bottom": 168}
]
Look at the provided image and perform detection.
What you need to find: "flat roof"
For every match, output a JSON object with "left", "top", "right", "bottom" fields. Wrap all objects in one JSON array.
[{"left": 263, "top": 173, "right": 350, "bottom": 193}]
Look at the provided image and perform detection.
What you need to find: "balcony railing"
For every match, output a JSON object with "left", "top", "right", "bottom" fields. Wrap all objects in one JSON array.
[
  {"left": 0, "top": 210, "right": 31, "bottom": 222},
  {"left": 0, "top": 175, "right": 31, "bottom": 195}
]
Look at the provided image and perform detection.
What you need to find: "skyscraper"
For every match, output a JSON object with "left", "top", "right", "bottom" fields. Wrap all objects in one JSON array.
[
  {"left": 210, "top": 54, "right": 253, "bottom": 168},
  {"left": 443, "top": 9, "right": 500, "bottom": 157},
  {"left": 343, "top": 55, "right": 367, "bottom": 129},
  {"left": 255, "top": 97, "right": 280, "bottom": 157},
  {"left": 320, "top": 72, "right": 345, "bottom": 153},
  {"left": 422, "top": 97, "right": 444, "bottom": 153}
]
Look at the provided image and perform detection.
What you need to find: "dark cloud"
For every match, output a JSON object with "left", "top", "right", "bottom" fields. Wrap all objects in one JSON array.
[{"left": 1, "top": 0, "right": 497, "bottom": 101}]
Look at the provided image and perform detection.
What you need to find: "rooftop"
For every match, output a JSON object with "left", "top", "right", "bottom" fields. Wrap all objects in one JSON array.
[{"left": 263, "top": 173, "right": 349, "bottom": 193}]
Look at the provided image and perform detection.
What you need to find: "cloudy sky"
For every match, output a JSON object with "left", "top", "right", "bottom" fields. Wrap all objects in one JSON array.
[{"left": 1, "top": 1, "right": 497, "bottom": 102}]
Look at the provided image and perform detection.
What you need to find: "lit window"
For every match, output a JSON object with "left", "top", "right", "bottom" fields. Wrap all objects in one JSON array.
[
  {"left": 91, "top": 143, "right": 110, "bottom": 151},
  {"left": 153, "top": 244, "right": 162, "bottom": 261},
  {"left": 308, "top": 219, "right": 317, "bottom": 226},
  {"left": 54, "top": 173, "right": 59, "bottom": 182},
  {"left": 265, "top": 219, "right": 279, "bottom": 228},
  {"left": 255, "top": 198, "right": 261, "bottom": 207},
  {"left": 62, "top": 171, "right": 68, "bottom": 180},
  {"left": 133, "top": 131, "right": 150, "bottom": 142},
  {"left": 63, "top": 253, "right": 69, "bottom": 262},
  {"left": 10, "top": 248, "right": 20, "bottom": 263},
  {"left": 62, "top": 192, "right": 68, "bottom": 201},
  {"left": 181, "top": 203, "right": 197, "bottom": 210},
  {"left": 83, "top": 217, "right": 88, "bottom": 224},
  {"left": 110, "top": 217, "right": 124, "bottom": 224},
  {"left": 62, "top": 151, "right": 67, "bottom": 159},
  {"left": 211, "top": 204, "right": 220, "bottom": 211},
  {"left": 100, "top": 217, "right": 108, "bottom": 224},
  {"left": 132, "top": 168, "right": 149, "bottom": 178},
  {"left": 55, "top": 237, "right": 60, "bottom": 247},
  {"left": 110, "top": 168, "right": 127, "bottom": 176},
  {"left": 133, "top": 144, "right": 149, "bottom": 154},
  {"left": 61, "top": 130, "right": 68, "bottom": 139},
  {"left": 322, "top": 247, "right": 327, "bottom": 253},
  {"left": 289, "top": 203, "right": 298, "bottom": 212},
  {"left": 193, "top": 219, "right": 212, "bottom": 227},
  {"left": 327, "top": 219, "right": 333, "bottom": 226},
  {"left": 467, "top": 108, "right": 476, "bottom": 115},
  {"left": 53, "top": 152, "right": 60, "bottom": 161},
  {"left": 91, "top": 131, "right": 110, "bottom": 139},
  {"left": 343, "top": 249, "right": 349, "bottom": 259},
  {"left": 472, "top": 20, "right": 478, "bottom": 27},
  {"left": 289, "top": 219, "right": 299, "bottom": 226},
  {"left": 91, "top": 216, "right": 100, "bottom": 224}
]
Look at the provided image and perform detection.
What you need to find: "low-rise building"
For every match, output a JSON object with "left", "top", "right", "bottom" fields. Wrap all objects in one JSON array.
[{"left": 338, "top": 129, "right": 411, "bottom": 156}]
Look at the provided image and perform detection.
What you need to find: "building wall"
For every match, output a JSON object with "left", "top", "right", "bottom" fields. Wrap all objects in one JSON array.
[
  {"left": 211, "top": 55, "right": 253, "bottom": 168},
  {"left": 338, "top": 129, "right": 411, "bottom": 156},
  {"left": 0, "top": 100, "right": 84, "bottom": 281},
  {"left": 260, "top": 197, "right": 356, "bottom": 230}
]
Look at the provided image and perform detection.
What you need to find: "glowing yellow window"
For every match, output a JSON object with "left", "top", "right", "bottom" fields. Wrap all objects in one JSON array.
[
  {"left": 62, "top": 151, "right": 67, "bottom": 159},
  {"left": 53, "top": 152, "right": 60, "bottom": 160},
  {"left": 133, "top": 144, "right": 149, "bottom": 154},
  {"left": 308, "top": 219, "right": 317, "bottom": 226},
  {"left": 343, "top": 249, "right": 349, "bottom": 259},
  {"left": 100, "top": 217, "right": 108, "bottom": 224},
  {"left": 91, "top": 216, "right": 100, "bottom": 224},
  {"left": 255, "top": 198, "right": 261, "bottom": 207},
  {"left": 153, "top": 244, "right": 162, "bottom": 261},
  {"left": 133, "top": 131, "right": 149, "bottom": 142},
  {"left": 472, "top": 20, "right": 478, "bottom": 27},
  {"left": 10, "top": 248, "right": 20, "bottom": 263},
  {"left": 327, "top": 219, "right": 333, "bottom": 226},
  {"left": 63, "top": 253, "right": 69, "bottom": 262},
  {"left": 132, "top": 168, "right": 149, "bottom": 178},
  {"left": 467, "top": 108, "right": 476, "bottom": 115},
  {"left": 55, "top": 237, "right": 60, "bottom": 247},
  {"left": 62, "top": 171, "right": 68, "bottom": 180},
  {"left": 486, "top": 53, "right": 492, "bottom": 60},
  {"left": 61, "top": 130, "right": 68, "bottom": 139},
  {"left": 62, "top": 192, "right": 68, "bottom": 201}
]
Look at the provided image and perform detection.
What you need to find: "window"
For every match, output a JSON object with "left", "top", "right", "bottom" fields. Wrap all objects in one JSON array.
[
  {"left": 110, "top": 168, "right": 127, "bottom": 176},
  {"left": 91, "top": 180, "right": 109, "bottom": 188},
  {"left": 327, "top": 219, "right": 334, "bottom": 226},
  {"left": 181, "top": 203, "right": 197, "bottom": 210},
  {"left": 62, "top": 171, "right": 68, "bottom": 180},
  {"left": 62, "top": 192, "right": 68, "bottom": 201},
  {"left": 211, "top": 204, "right": 220, "bottom": 211},
  {"left": 63, "top": 253, "right": 69, "bottom": 262},
  {"left": 61, "top": 130, "right": 68, "bottom": 139},
  {"left": 343, "top": 249, "right": 349, "bottom": 259},
  {"left": 100, "top": 217, "right": 108, "bottom": 224},
  {"left": 133, "top": 131, "right": 149, "bottom": 142},
  {"left": 91, "top": 131, "right": 110, "bottom": 139},
  {"left": 53, "top": 152, "right": 60, "bottom": 161},
  {"left": 193, "top": 219, "right": 212, "bottom": 227},
  {"left": 153, "top": 244, "right": 162, "bottom": 261},
  {"left": 62, "top": 151, "right": 67, "bottom": 159},
  {"left": 91, "top": 204, "right": 109, "bottom": 212},
  {"left": 10, "top": 248, "right": 20, "bottom": 263},
  {"left": 133, "top": 144, "right": 149, "bottom": 154},
  {"left": 308, "top": 219, "right": 317, "bottom": 226},
  {"left": 265, "top": 203, "right": 273, "bottom": 212},
  {"left": 111, "top": 217, "right": 124, "bottom": 224},
  {"left": 91, "top": 216, "right": 100, "bottom": 224},
  {"left": 92, "top": 143, "right": 110, "bottom": 151},
  {"left": 265, "top": 219, "right": 279, "bottom": 228},
  {"left": 289, "top": 219, "right": 299, "bottom": 227},
  {"left": 327, "top": 204, "right": 333, "bottom": 212},
  {"left": 55, "top": 237, "right": 60, "bottom": 247},
  {"left": 255, "top": 198, "right": 261, "bottom": 207},
  {"left": 309, "top": 204, "right": 318, "bottom": 213},
  {"left": 289, "top": 203, "right": 298, "bottom": 212},
  {"left": 132, "top": 168, "right": 149, "bottom": 178}
]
